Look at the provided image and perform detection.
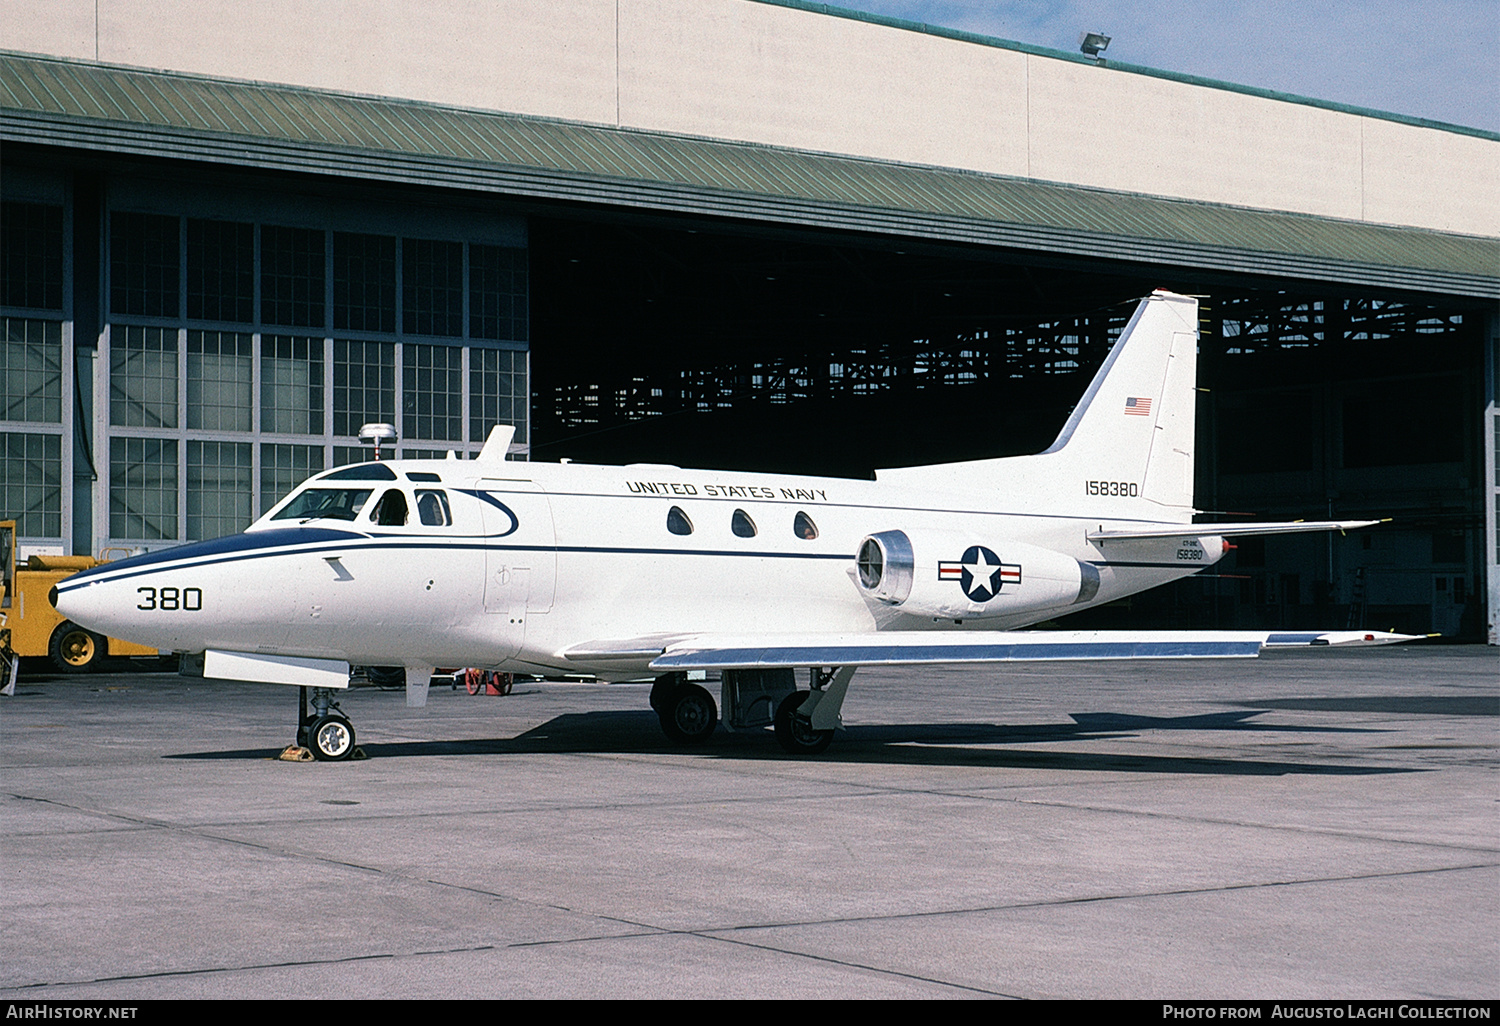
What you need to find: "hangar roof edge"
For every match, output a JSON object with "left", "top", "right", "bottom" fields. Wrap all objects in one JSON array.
[
  {"left": 754, "top": 0, "right": 1500, "bottom": 142},
  {"left": 2, "top": 52, "right": 1496, "bottom": 297}
]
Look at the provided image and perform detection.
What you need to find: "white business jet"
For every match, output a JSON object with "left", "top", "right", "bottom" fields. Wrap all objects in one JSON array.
[{"left": 55, "top": 291, "right": 1412, "bottom": 759}]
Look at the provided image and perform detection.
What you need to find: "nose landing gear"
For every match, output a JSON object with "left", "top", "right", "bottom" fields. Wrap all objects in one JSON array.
[{"left": 290, "top": 686, "right": 362, "bottom": 761}]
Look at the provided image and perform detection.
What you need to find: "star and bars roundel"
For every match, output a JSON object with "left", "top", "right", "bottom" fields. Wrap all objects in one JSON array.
[{"left": 937, "top": 546, "right": 1023, "bottom": 602}]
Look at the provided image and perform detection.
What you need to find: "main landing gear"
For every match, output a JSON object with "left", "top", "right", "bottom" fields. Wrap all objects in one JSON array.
[
  {"left": 774, "top": 690, "right": 834, "bottom": 756},
  {"left": 293, "top": 686, "right": 360, "bottom": 761},
  {"left": 650, "top": 673, "right": 718, "bottom": 745},
  {"left": 773, "top": 666, "right": 854, "bottom": 756},
  {"left": 650, "top": 667, "right": 855, "bottom": 755}
]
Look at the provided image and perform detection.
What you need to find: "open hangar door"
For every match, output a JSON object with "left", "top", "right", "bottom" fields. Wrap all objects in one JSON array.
[{"left": 527, "top": 214, "right": 1489, "bottom": 640}]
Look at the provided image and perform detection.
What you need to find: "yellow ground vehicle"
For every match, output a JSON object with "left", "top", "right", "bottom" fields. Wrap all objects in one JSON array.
[{"left": 0, "top": 520, "right": 160, "bottom": 673}]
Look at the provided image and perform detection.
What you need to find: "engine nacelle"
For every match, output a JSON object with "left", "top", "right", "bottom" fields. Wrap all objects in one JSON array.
[{"left": 855, "top": 529, "right": 1099, "bottom": 620}]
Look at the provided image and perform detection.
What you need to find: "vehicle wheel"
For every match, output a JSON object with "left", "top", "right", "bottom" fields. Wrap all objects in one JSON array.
[
  {"left": 309, "top": 715, "right": 356, "bottom": 761},
  {"left": 658, "top": 683, "right": 717, "bottom": 745},
  {"left": 49, "top": 621, "right": 105, "bottom": 673},
  {"left": 774, "top": 691, "right": 834, "bottom": 756},
  {"left": 363, "top": 666, "right": 405, "bottom": 687}
]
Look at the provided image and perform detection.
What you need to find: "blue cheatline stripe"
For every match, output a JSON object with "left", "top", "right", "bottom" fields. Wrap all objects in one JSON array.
[
  {"left": 649, "top": 640, "right": 1265, "bottom": 669},
  {"left": 55, "top": 535, "right": 858, "bottom": 592}
]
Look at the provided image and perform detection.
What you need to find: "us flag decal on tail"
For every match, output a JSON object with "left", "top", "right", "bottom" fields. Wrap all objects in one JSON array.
[{"left": 1124, "top": 396, "right": 1152, "bottom": 416}]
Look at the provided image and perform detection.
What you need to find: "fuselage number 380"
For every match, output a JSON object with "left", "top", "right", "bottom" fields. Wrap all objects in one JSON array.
[{"left": 137, "top": 586, "right": 202, "bottom": 611}]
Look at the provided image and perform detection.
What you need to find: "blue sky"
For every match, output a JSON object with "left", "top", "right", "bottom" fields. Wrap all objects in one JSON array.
[{"left": 818, "top": 0, "right": 1498, "bottom": 132}]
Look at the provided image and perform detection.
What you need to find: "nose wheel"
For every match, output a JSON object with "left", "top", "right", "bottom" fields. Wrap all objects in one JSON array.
[
  {"left": 308, "top": 714, "right": 356, "bottom": 760},
  {"left": 292, "top": 686, "right": 362, "bottom": 761}
]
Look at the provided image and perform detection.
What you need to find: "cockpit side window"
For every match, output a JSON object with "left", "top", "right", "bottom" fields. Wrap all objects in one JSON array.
[
  {"left": 415, "top": 489, "right": 452, "bottom": 526},
  {"left": 731, "top": 509, "right": 757, "bottom": 537},
  {"left": 371, "top": 488, "right": 409, "bottom": 526},
  {"left": 667, "top": 506, "right": 693, "bottom": 536},
  {"left": 794, "top": 511, "right": 819, "bottom": 540}
]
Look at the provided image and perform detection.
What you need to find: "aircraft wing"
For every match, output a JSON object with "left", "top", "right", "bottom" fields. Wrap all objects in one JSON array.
[
  {"left": 1088, "top": 520, "right": 1380, "bottom": 541},
  {"left": 563, "top": 629, "right": 1417, "bottom": 672}
]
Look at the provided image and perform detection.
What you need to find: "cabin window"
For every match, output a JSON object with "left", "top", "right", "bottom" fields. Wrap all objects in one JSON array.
[
  {"left": 414, "top": 489, "right": 452, "bottom": 526},
  {"left": 731, "top": 509, "right": 757, "bottom": 538},
  {"left": 666, "top": 506, "right": 693, "bottom": 536},
  {"left": 270, "top": 487, "right": 372, "bottom": 522},
  {"left": 407, "top": 471, "right": 442, "bottom": 482},
  {"left": 794, "top": 511, "right": 819, "bottom": 540},
  {"left": 371, "top": 488, "right": 409, "bottom": 526}
]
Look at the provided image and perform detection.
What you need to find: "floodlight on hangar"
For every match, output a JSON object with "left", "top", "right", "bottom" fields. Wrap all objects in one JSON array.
[{"left": 1079, "top": 32, "right": 1111, "bottom": 58}]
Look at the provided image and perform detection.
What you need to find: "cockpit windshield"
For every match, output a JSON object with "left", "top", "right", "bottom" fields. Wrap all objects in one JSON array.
[{"left": 271, "top": 487, "right": 374, "bottom": 522}]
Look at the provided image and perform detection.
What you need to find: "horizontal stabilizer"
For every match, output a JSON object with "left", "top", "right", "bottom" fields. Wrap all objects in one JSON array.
[
  {"left": 1263, "top": 630, "right": 1422, "bottom": 647},
  {"left": 1088, "top": 520, "right": 1380, "bottom": 541},
  {"left": 638, "top": 628, "right": 1417, "bottom": 671}
]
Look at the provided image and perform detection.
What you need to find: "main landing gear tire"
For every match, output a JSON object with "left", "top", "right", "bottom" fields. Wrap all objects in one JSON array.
[
  {"left": 657, "top": 683, "right": 718, "bottom": 746},
  {"left": 309, "top": 715, "right": 356, "bottom": 761},
  {"left": 49, "top": 620, "right": 105, "bottom": 673},
  {"left": 774, "top": 691, "right": 834, "bottom": 756}
]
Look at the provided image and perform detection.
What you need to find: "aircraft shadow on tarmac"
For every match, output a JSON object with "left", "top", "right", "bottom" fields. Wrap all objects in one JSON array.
[
  {"left": 171, "top": 707, "right": 1418, "bottom": 775},
  {"left": 1235, "top": 696, "right": 1499, "bottom": 716}
]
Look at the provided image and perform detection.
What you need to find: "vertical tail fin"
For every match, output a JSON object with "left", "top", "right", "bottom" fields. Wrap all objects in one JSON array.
[{"left": 876, "top": 291, "right": 1201, "bottom": 521}]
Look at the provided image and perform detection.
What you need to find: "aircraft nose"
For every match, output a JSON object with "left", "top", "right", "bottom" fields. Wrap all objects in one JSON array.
[{"left": 53, "top": 574, "right": 111, "bottom": 632}]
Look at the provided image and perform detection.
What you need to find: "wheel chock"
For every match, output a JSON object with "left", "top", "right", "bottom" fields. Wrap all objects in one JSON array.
[{"left": 277, "top": 744, "right": 367, "bottom": 761}]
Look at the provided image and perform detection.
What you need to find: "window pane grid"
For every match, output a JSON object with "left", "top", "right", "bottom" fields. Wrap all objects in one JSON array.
[
  {"left": 109, "top": 436, "right": 177, "bottom": 540},
  {"left": 332, "top": 445, "right": 377, "bottom": 467},
  {"left": 110, "top": 325, "right": 179, "bottom": 428},
  {"left": 89, "top": 214, "right": 529, "bottom": 543},
  {"left": 1, "top": 202, "right": 65, "bottom": 311},
  {"left": 110, "top": 212, "right": 180, "bottom": 317},
  {"left": 402, "top": 238, "right": 463, "bottom": 337},
  {"left": 186, "top": 218, "right": 254, "bottom": 323},
  {"left": 1, "top": 318, "right": 64, "bottom": 423},
  {"left": 333, "top": 339, "right": 395, "bottom": 437},
  {"left": 261, "top": 335, "right": 324, "bottom": 435},
  {"left": 403, "top": 343, "right": 462, "bottom": 441},
  {"left": 187, "top": 330, "right": 252, "bottom": 431},
  {"left": 187, "top": 439, "right": 252, "bottom": 540},
  {"left": 469, "top": 244, "right": 528, "bottom": 341},
  {"left": 261, "top": 225, "right": 325, "bottom": 328},
  {"left": 333, "top": 232, "right": 396, "bottom": 333},
  {"left": 0, "top": 431, "right": 62, "bottom": 536},
  {"left": 260, "top": 443, "right": 325, "bottom": 515},
  {"left": 470, "top": 347, "right": 527, "bottom": 444}
]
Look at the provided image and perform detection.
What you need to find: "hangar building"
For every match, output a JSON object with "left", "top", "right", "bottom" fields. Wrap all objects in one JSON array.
[{"left": 2, "top": 0, "right": 1497, "bottom": 640}]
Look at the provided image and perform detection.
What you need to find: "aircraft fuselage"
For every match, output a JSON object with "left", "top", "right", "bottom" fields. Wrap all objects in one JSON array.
[{"left": 55, "top": 458, "right": 1224, "bottom": 680}]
